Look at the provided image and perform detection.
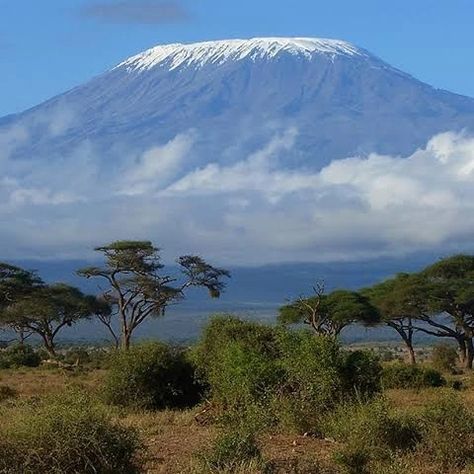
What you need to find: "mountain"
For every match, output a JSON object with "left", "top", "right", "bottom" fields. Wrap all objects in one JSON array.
[
  {"left": 3, "top": 37, "right": 474, "bottom": 167},
  {"left": 1, "top": 37, "right": 474, "bottom": 264}
]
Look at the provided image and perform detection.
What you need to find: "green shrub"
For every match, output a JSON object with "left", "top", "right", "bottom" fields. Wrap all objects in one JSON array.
[
  {"left": 207, "top": 340, "right": 282, "bottom": 409},
  {"left": 324, "top": 398, "right": 420, "bottom": 454},
  {"left": 381, "top": 363, "right": 445, "bottom": 389},
  {"left": 333, "top": 445, "right": 371, "bottom": 474},
  {"left": 0, "top": 390, "right": 140, "bottom": 473},
  {"left": 342, "top": 350, "right": 382, "bottom": 397},
  {"left": 0, "top": 385, "right": 17, "bottom": 402},
  {"left": 418, "top": 393, "right": 474, "bottom": 468},
  {"left": 275, "top": 330, "right": 346, "bottom": 432},
  {"left": 199, "top": 429, "right": 266, "bottom": 472},
  {"left": 323, "top": 398, "right": 420, "bottom": 473},
  {"left": 0, "top": 344, "right": 41, "bottom": 369},
  {"left": 103, "top": 342, "right": 202, "bottom": 410},
  {"left": 193, "top": 316, "right": 283, "bottom": 411},
  {"left": 195, "top": 317, "right": 382, "bottom": 433},
  {"left": 431, "top": 344, "right": 458, "bottom": 373},
  {"left": 193, "top": 315, "right": 280, "bottom": 382}
]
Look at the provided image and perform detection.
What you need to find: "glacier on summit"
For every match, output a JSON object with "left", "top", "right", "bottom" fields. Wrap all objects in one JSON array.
[{"left": 116, "top": 38, "right": 366, "bottom": 72}]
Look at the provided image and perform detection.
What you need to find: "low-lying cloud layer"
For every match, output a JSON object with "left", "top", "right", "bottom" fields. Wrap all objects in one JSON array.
[{"left": 1, "top": 117, "right": 474, "bottom": 264}]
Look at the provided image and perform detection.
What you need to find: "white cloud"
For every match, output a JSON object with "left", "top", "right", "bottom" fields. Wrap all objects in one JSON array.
[
  {"left": 119, "top": 131, "right": 195, "bottom": 195},
  {"left": 1, "top": 128, "right": 474, "bottom": 264}
]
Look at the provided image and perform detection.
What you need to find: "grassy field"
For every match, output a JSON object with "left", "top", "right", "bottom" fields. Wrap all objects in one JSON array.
[{"left": 1, "top": 361, "right": 473, "bottom": 474}]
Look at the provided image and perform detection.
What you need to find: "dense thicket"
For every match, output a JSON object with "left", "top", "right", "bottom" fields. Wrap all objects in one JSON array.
[
  {"left": 103, "top": 342, "right": 202, "bottom": 410},
  {"left": 193, "top": 315, "right": 382, "bottom": 432}
]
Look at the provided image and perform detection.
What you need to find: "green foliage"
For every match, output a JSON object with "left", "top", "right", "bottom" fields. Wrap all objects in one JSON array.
[
  {"left": 430, "top": 343, "right": 458, "bottom": 373},
  {"left": 199, "top": 429, "right": 266, "bottom": 473},
  {"left": 324, "top": 398, "right": 421, "bottom": 473},
  {"left": 278, "top": 290, "right": 379, "bottom": 336},
  {"left": 78, "top": 240, "right": 229, "bottom": 349},
  {"left": 194, "top": 317, "right": 382, "bottom": 433},
  {"left": 103, "top": 342, "right": 202, "bottom": 410},
  {"left": 421, "top": 255, "right": 474, "bottom": 340},
  {"left": 342, "top": 350, "right": 382, "bottom": 397},
  {"left": 363, "top": 273, "right": 427, "bottom": 322},
  {"left": 0, "top": 385, "right": 17, "bottom": 402},
  {"left": 3, "top": 284, "right": 99, "bottom": 356},
  {"left": 0, "top": 344, "right": 41, "bottom": 369},
  {"left": 275, "top": 330, "right": 346, "bottom": 431},
  {"left": 0, "top": 263, "right": 44, "bottom": 312},
  {"left": 381, "top": 363, "right": 445, "bottom": 389},
  {"left": 209, "top": 341, "right": 282, "bottom": 410},
  {"left": 192, "top": 315, "right": 280, "bottom": 391},
  {"left": 0, "top": 390, "right": 140, "bottom": 473},
  {"left": 419, "top": 393, "right": 474, "bottom": 468}
]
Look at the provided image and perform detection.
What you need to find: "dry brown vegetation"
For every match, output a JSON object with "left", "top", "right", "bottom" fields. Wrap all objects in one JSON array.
[{"left": 2, "top": 362, "right": 474, "bottom": 473}]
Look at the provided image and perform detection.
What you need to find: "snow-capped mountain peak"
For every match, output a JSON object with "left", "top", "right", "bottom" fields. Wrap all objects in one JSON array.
[{"left": 115, "top": 37, "right": 365, "bottom": 72}]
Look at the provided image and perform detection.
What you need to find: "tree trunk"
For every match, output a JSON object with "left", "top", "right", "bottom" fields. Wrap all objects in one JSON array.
[
  {"left": 406, "top": 343, "right": 416, "bottom": 365},
  {"left": 465, "top": 337, "right": 474, "bottom": 370},
  {"left": 458, "top": 338, "right": 467, "bottom": 366},
  {"left": 121, "top": 330, "right": 132, "bottom": 350},
  {"left": 41, "top": 335, "right": 57, "bottom": 357},
  {"left": 391, "top": 321, "right": 416, "bottom": 365}
]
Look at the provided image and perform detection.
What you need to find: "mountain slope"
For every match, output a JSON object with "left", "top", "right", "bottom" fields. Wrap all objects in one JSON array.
[{"left": 3, "top": 37, "right": 474, "bottom": 168}]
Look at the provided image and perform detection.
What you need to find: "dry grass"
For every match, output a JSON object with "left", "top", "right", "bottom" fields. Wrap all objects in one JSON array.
[
  {"left": 386, "top": 370, "right": 474, "bottom": 411},
  {"left": 113, "top": 408, "right": 340, "bottom": 473},
  {"left": 0, "top": 366, "right": 106, "bottom": 399},
  {"left": 123, "top": 408, "right": 217, "bottom": 473},
  {"left": 3, "top": 364, "right": 474, "bottom": 473}
]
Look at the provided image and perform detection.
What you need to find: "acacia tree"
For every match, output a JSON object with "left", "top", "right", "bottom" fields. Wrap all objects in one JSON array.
[
  {"left": 363, "top": 273, "right": 428, "bottom": 365},
  {"left": 278, "top": 283, "right": 380, "bottom": 337},
  {"left": 3, "top": 284, "right": 98, "bottom": 357},
  {"left": 0, "top": 263, "right": 44, "bottom": 345},
  {"left": 418, "top": 255, "right": 474, "bottom": 369},
  {"left": 78, "top": 241, "right": 230, "bottom": 350}
]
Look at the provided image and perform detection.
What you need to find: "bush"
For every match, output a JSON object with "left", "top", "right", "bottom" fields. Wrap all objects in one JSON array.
[
  {"left": 194, "top": 317, "right": 382, "bottom": 433},
  {"left": 275, "top": 330, "right": 347, "bottom": 432},
  {"left": 207, "top": 340, "right": 282, "bottom": 409},
  {"left": 0, "top": 390, "right": 140, "bottom": 473},
  {"left": 193, "top": 316, "right": 283, "bottom": 410},
  {"left": 342, "top": 350, "right": 382, "bottom": 397},
  {"left": 323, "top": 398, "right": 420, "bottom": 473},
  {"left": 0, "top": 385, "right": 17, "bottom": 402},
  {"left": 103, "top": 342, "right": 202, "bottom": 410},
  {"left": 193, "top": 315, "right": 280, "bottom": 382},
  {"left": 431, "top": 344, "right": 458, "bottom": 373},
  {"left": 381, "top": 363, "right": 445, "bottom": 389},
  {"left": 0, "top": 344, "right": 41, "bottom": 369},
  {"left": 199, "top": 429, "right": 266, "bottom": 472},
  {"left": 418, "top": 393, "right": 474, "bottom": 468}
]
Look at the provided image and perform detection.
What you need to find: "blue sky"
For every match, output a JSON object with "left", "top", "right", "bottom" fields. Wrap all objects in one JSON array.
[{"left": 0, "top": 0, "right": 473, "bottom": 117}]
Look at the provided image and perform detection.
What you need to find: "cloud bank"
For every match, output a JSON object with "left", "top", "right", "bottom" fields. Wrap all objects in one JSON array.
[
  {"left": 1, "top": 118, "right": 474, "bottom": 264},
  {"left": 81, "top": 0, "right": 190, "bottom": 25}
]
